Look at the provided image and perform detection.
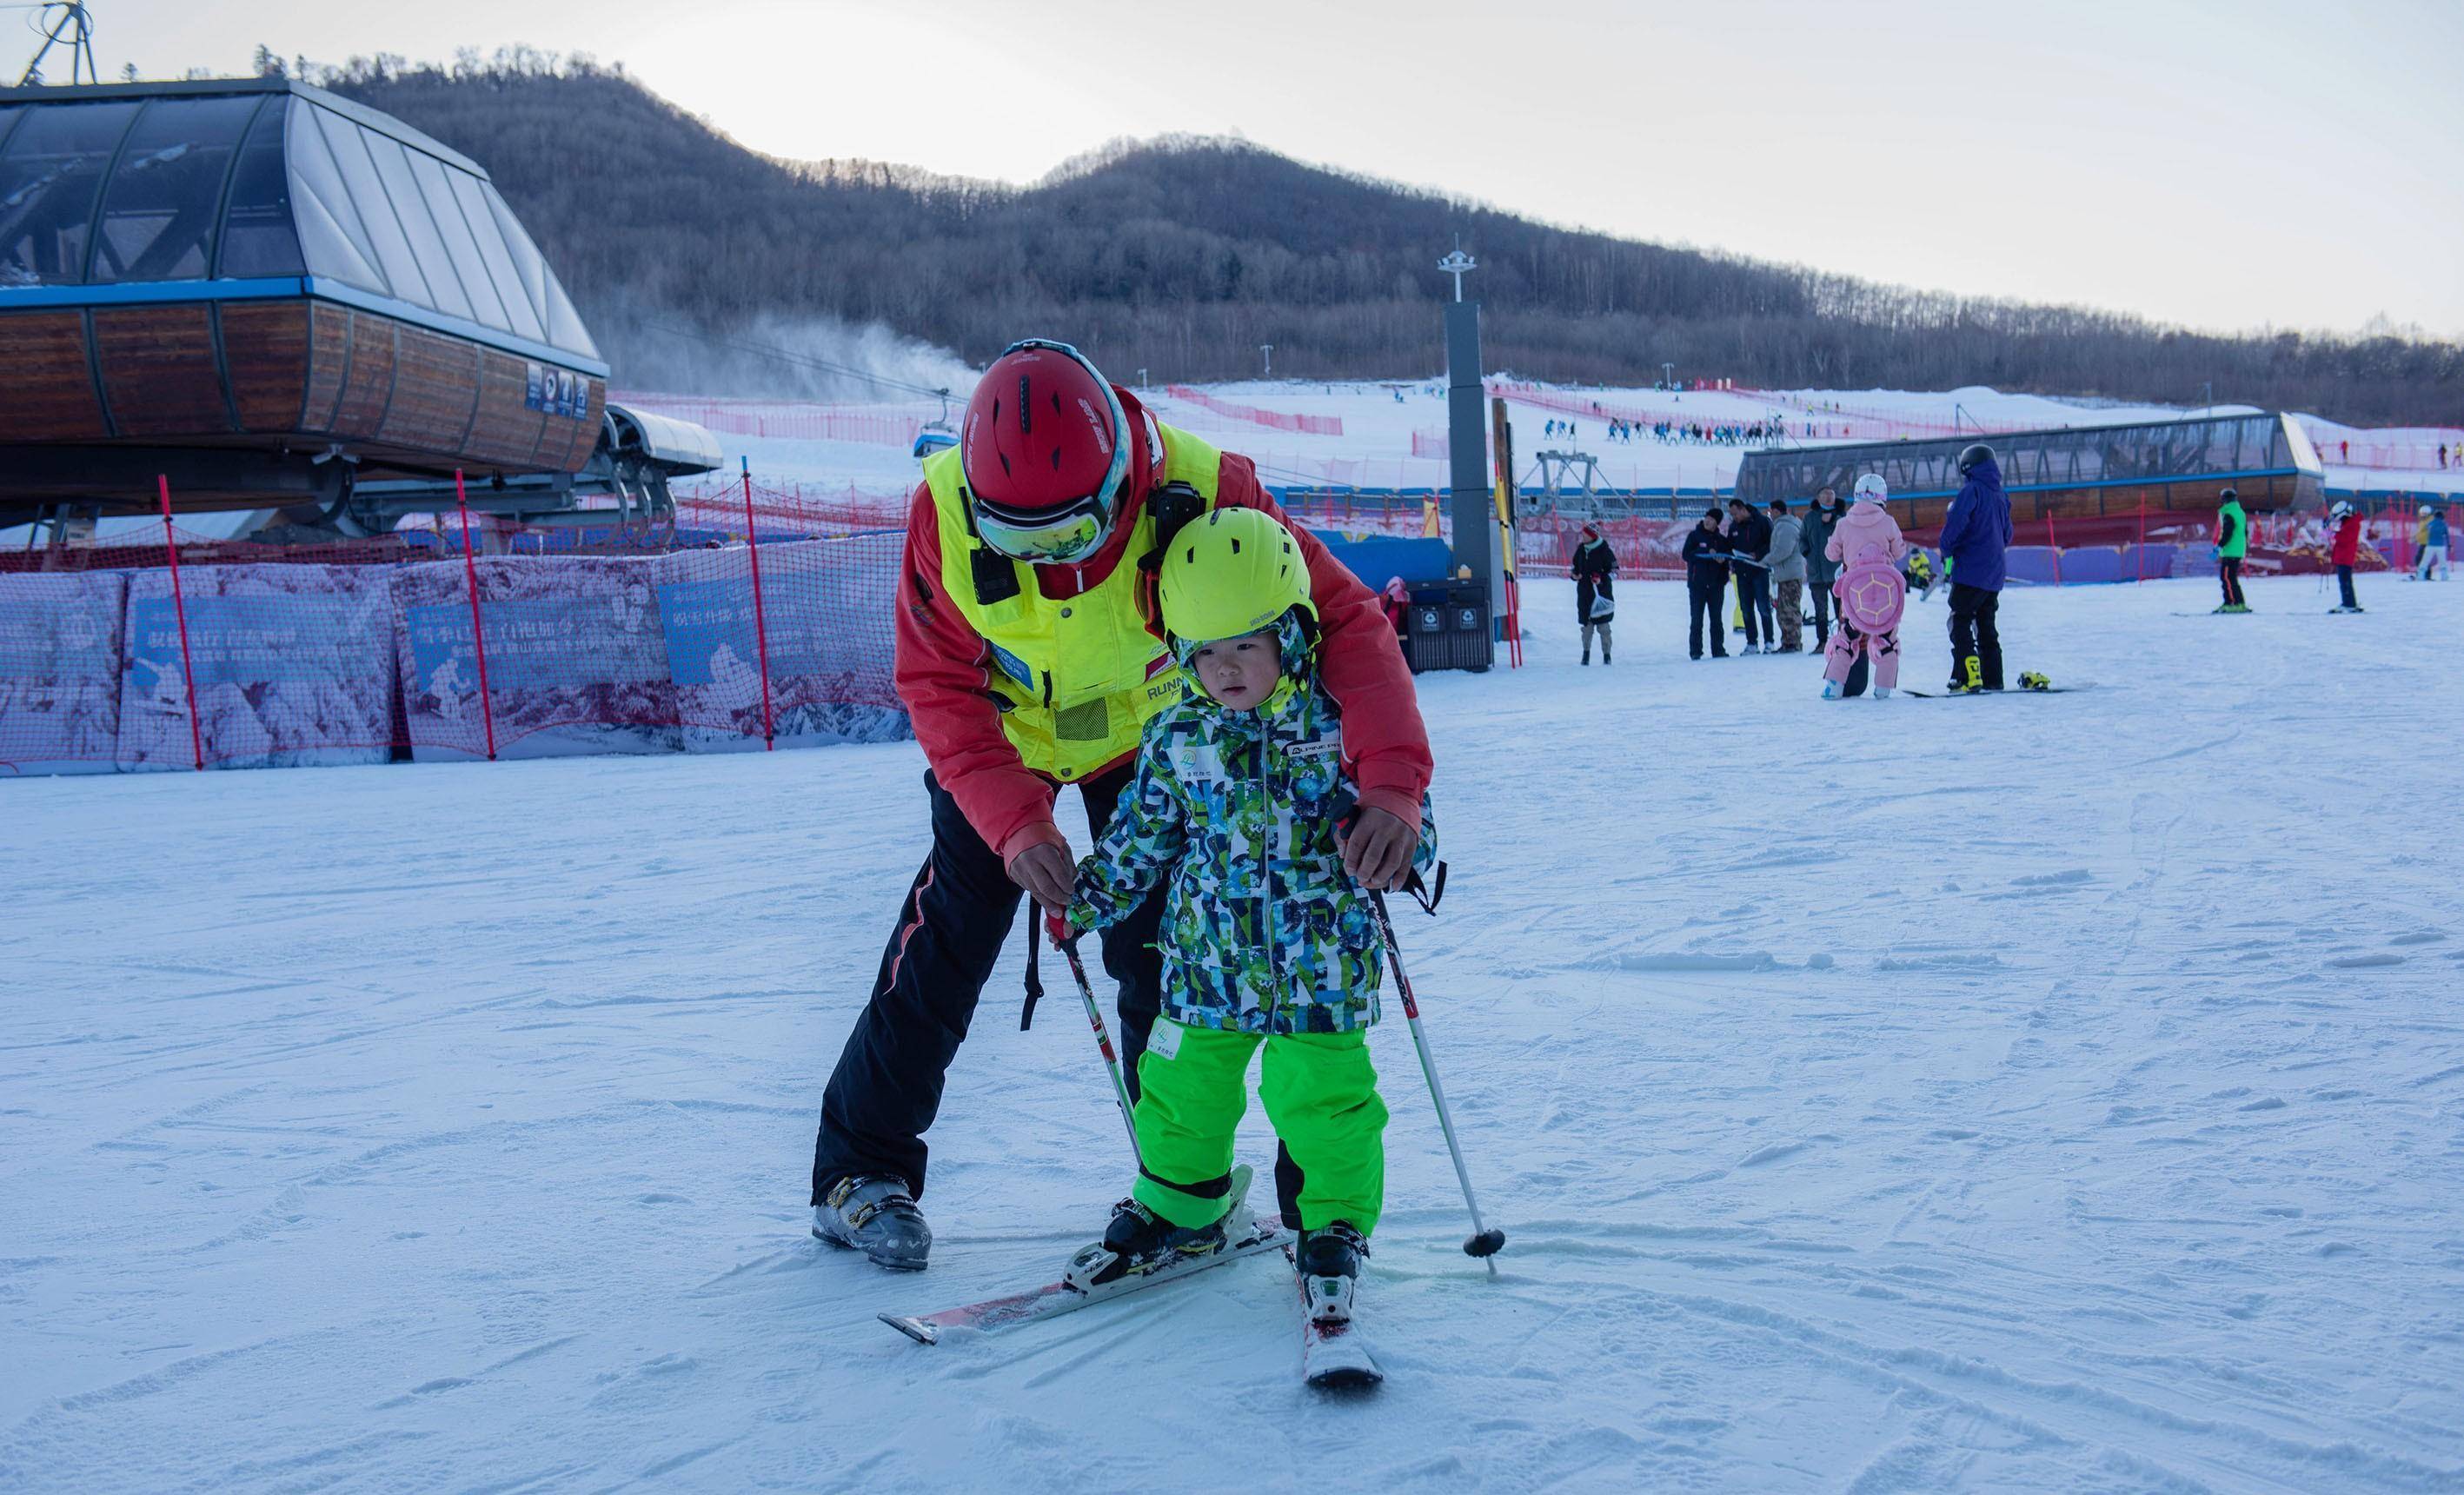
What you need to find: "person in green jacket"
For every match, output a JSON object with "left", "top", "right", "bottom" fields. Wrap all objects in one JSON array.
[
  {"left": 2214, "top": 486, "right": 2252, "bottom": 613},
  {"left": 1060, "top": 508, "right": 1438, "bottom": 1317}
]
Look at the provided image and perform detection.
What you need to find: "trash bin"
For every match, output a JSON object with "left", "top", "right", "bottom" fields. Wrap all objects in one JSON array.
[{"left": 1404, "top": 581, "right": 1492, "bottom": 673}]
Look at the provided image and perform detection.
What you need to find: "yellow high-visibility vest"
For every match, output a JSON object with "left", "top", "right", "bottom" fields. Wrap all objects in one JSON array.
[{"left": 926, "top": 422, "right": 1224, "bottom": 781}]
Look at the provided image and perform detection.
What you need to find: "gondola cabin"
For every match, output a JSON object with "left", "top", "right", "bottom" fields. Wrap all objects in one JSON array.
[{"left": 0, "top": 77, "right": 607, "bottom": 518}]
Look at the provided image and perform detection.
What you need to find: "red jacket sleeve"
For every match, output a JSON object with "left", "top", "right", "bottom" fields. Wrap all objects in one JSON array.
[
  {"left": 892, "top": 482, "right": 1062, "bottom": 862},
  {"left": 1213, "top": 455, "right": 1435, "bottom": 822}
]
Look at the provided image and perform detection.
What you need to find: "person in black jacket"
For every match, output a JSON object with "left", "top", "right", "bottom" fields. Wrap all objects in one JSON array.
[
  {"left": 1570, "top": 522, "right": 1618, "bottom": 665},
  {"left": 1801, "top": 486, "right": 1845, "bottom": 645},
  {"left": 1725, "top": 498, "right": 1774, "bottom": 653},
  {"left": 1681, "top": 507, "right": 1731, "bottom": 660}
]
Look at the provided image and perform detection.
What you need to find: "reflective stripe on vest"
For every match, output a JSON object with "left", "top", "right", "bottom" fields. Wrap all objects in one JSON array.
[{"left": 927, "top": 421, "right": 1225, "bottom": 781}]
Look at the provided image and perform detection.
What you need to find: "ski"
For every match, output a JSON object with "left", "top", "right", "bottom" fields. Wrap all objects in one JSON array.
[
  {"left": 880, "top": 1172, "right": 1287, "bottom": 1346},
  {"left": 1902, "top": 686, "right": 2087, "bottom": 697},
  {"left": 1292, "top": 1246, "right": 1383, "bottom": 1390}
]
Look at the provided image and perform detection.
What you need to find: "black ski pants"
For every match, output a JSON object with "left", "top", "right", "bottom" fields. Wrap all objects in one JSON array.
[
  {"left": 2337, "top": 564, "right": 2358, "bottom": 609},
  {"left": 1810, "top": 578, "right": 1836, "bottom": 644},
  {"left": 1948, "top": 582, "right": 2004, "bottom": 690},
  {"left": 1688, "top": 576, "right": 1729, "bottom": 657},
  {"left": 1733, "top": 568, "right": 1772, "bottom": 648},
  {"left": 811, "top": 765, "right": 1166, "bottom": 1204},
  {"left": 2219, "top": 557, "right": 2247, "bottom": 608}
]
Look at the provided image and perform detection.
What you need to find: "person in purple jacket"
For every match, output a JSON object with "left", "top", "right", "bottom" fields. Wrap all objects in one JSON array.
[{"left": 1936, "top": 443, "right": 2014, "bottom": 692}]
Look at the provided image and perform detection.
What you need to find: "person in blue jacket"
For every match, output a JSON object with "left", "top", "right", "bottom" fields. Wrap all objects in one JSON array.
[{"left": 1936, "top": 443, "right": 2014, "bottom": 691}]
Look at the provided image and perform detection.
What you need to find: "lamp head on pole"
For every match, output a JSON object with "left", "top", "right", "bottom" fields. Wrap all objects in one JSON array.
[{"left": 1438, "top": 248, "right": 1477, "bottom": 303}]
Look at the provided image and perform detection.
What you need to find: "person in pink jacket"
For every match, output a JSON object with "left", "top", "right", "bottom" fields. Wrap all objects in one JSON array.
[{"left": 1821, "top": 474, "right": 1909, "bottom": 700}]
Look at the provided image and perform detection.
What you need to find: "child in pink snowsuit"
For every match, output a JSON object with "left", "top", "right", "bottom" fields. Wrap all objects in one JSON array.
[{"left": 1822, "top": 475, "right": 1909, "bottom": 699}]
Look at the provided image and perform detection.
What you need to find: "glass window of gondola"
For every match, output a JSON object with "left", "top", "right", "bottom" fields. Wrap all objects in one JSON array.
[
  {"left": 408, "top": 149, "right": 510, "bottom": 331},
  {"left": 282, "top": 95, "right": 387, "bottom": 293},
  {"left": 89, "top": 95, "right": 260, "bottom": 283},
  {"left": 311, "top": 104, "right": 431, "bottom": 308},
  {"left": 217, "top": 96, "right": 302, "bottom": 277},
  {"left": 0, "top": 99, "right": 142, "bottom": 284},
  {"left": 360, "top": 127, "right": 472, "bottom": 322}
]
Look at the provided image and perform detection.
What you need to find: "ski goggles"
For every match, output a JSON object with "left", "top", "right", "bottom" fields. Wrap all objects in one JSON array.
[{"left": 971, "top": 488, "right": 1117, "bottom": 564}]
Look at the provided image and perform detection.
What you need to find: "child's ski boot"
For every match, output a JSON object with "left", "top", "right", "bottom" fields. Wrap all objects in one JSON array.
[
  {"left": 1066, "top": 1199, "right": 1229, "bottom": 1290},
  {"left": 1821, "top": 679, "right": 1841, "bottom": 700},
  {"left": 1297, "top": 1221, "right": 1368, "bottom": 1325}
]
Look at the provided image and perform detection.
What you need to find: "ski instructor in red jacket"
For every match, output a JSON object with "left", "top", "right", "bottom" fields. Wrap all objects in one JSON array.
[{"left": 810, "top": 339, "right": 1435, "bottom": 1270}]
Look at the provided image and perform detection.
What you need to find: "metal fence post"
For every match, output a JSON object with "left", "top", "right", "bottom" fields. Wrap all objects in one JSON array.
[
  {"left": 454, "top": 472, "right": 499, "bottom": 761},
  {"left": 156, "top": 475, "right": 204, "bottom": 771},
  {"left": 741, "top": 456, "right": 775, "bottom": 748}
]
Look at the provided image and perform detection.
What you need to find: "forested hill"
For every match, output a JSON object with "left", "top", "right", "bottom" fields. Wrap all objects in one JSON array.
[{"left": 315, "top": 57, "right": 2456, "bottom": 423}]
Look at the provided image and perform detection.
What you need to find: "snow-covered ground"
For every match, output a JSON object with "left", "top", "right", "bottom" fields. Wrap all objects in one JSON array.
[{"left": 4, "top": 575, "right": 2461, "bottom": 1493}]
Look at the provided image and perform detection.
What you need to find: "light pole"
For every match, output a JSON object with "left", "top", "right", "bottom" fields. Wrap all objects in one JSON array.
[
  {"left": 1136, "top": 368, "right": 1148, "bottom": 390},
  {"left": 1662, "top": 362, "right": 1676, "bottom": 389},
  {"left": 1259, "top": 344, "right": 1272, "bottom": 379}
]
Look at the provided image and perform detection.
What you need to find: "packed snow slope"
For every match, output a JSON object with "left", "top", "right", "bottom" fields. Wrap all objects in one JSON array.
[{"left": 4, "top": 576, "right": 2461, "bottom": 1494}]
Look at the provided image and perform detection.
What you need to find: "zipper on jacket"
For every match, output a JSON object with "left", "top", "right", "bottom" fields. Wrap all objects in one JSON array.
[{"left": 1256, "top": 728, "right": 1278, "bottom": 1026}]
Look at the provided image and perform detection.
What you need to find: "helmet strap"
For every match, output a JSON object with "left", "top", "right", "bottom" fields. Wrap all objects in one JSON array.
[{"left": 958, "top": 486, "right": 1024, "bottom": 607}]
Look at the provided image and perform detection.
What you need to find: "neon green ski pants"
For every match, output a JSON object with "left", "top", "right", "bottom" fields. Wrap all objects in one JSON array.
[{"left": 1130, "top": 1017, "right": 1388, "bottom": 1238}]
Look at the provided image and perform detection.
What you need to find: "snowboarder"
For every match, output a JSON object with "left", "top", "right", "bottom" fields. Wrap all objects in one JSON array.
[
  {"left": 1726, "top": 497, "right": 1774, "bottom": 654},
  {"left": 1682, "top": 507, "right": 1731, "bottom": 660},
  {"left": 1802, "top": 486, "right": 1845, "bottom": 644},
  {"left": 1764, "top": 497, "right": 1806, "bottom": 653},
  {"left": 2329, "top": 501, "right": 2367, "bottom": 612},
  {"left": 2418, "top": 504, "right": 2449, "bottom": 581},
  {"left": 1820, "top": 475, "right": 1908, "bottom": 700},
  {"left": 1936, "top": 442, "right": 2013, "bottom": 692},
  {"left": 1571, "top": 523, "right": 1617, "bottom": 665},
  {"left": 1057, "top": 508, "right": 1438, "bottom": 1323},
  {"left": 809, "top": 339, "right": 1432, "bottom": 1271},
  {"left": 2214, "top": 486, "right": 2252, "bottom": 613}
]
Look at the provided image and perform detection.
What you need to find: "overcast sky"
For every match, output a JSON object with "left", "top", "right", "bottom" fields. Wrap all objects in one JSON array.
[{"left": 43, "top": 0, "right": 2464, "bottom": 338}]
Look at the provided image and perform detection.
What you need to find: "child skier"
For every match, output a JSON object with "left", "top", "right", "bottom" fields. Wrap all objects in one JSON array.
[
  {"left": 2329, "top": 501, "right": 2367, "bottom": 612},
  {"left": 1059, "top": 507, "right": 1438, "bottom": 1326},
  {"left": 1820, "top": 474, "right": 1909, "bottom": 700}
]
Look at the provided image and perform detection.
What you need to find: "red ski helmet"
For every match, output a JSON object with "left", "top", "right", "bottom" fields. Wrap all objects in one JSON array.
[{"left": 960, "top": 339, "right": 1132, "bottom": 564}]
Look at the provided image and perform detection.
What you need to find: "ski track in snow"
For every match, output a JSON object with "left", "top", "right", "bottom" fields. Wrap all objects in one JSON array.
[{"left": 2, "top": 575, "right": 2461, "bottom": 1494}]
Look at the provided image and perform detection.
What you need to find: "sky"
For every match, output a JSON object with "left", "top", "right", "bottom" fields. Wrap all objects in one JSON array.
[{"left": 31, "top": 0, "right": 2464, "bottom": 340}]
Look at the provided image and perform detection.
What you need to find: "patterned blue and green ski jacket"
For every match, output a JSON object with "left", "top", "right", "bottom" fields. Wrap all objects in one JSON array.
[{"left": 1068, "top": 615, "right": 1438, "bottom": 1036}]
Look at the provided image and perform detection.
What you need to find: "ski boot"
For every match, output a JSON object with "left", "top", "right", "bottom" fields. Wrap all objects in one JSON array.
[
  {"left": 2019, "top": 671, "right": 2051, "bottom": 692},
  {"left": 1873, "top": 685, "right": 1892, "bottom": 699},
  {"left": 1297, "top": 1222, "right": 1369, "bottom": 1325},
  {"left": 1947, "top": 655, "right": 1984, "bottom": 694},
  {"left": 814, "top": 1174, "right": 932, "bottom": 1272},
  {"left": 1066, "top": 1199, "right": 1229, "bottom": 1290},
  {"left": 1821, "top": 679, "right": 1842, "bottom": 700}
]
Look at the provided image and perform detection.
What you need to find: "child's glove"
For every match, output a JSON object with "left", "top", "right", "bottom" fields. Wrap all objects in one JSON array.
[{"left": 1045, "top": 908, "right": 1076, "bottom": 948}]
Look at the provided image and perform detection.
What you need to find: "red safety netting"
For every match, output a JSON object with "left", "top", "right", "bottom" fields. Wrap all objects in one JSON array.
[
  {"left": 1163, "top": 385, "right": 1344, "bottom": 436},
  {"left": 609, "top": 390, "right": 927, "bottom": 448},
  {"left": 0, "top": 476, "right": 906, "bottom": 778}
]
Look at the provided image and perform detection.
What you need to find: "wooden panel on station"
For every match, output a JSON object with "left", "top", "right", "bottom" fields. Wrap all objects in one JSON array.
[
  {"left": 329, "top": 308, "right": 397, "bottom": 442},
  {"left": 218, "top": 302, "right": 313, "bottom": 430},
  {"left": 300, "top": 301, "right": 351, "bottom": 433},
  {"left": 94, "top": 304, "right": 232, "bottom": 438},
  {"left": 0, "top": 311, "right": 107, "bottom": 442},
  {"left": 465, "top": 349, "right": 544, "bottom": 468},
  {"left": 377, "top": 322, "right": 482, "bottom": 455}
]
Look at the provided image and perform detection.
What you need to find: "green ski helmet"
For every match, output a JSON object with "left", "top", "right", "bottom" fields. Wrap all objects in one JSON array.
[{"left": 1157, "top": 507, "right": 1317, "bottom": 645}]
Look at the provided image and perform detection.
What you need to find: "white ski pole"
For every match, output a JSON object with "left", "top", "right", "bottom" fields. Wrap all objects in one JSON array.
[
  {"left": 1370, "top": 890, "right": 1504, "bottom": 1275},
  {"left": 1057, "top": 930, "right": 1144, "bottom": 1167}
]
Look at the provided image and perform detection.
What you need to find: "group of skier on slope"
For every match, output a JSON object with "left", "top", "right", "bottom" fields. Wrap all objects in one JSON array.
[{"left": 807, "top": 339, "right": 1444, "bottom": 1379}]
